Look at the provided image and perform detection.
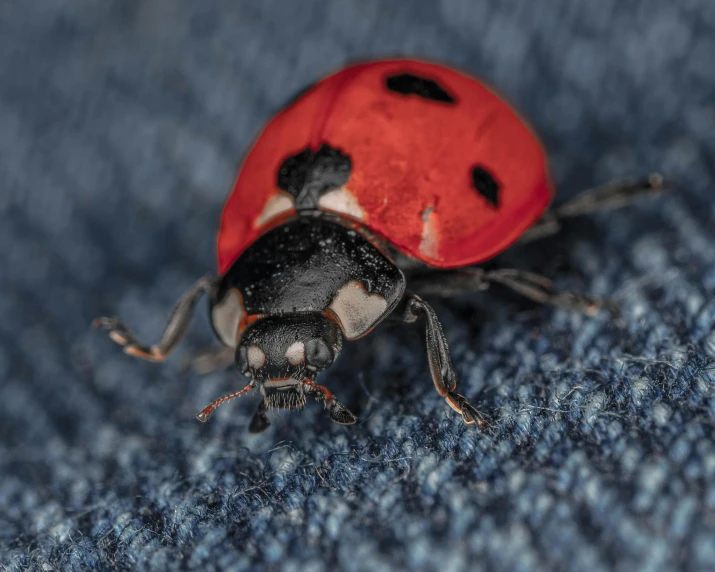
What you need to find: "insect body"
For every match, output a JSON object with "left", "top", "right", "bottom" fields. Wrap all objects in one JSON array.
[{"left": 94, "top": 59, "right": 663, "bottom": 432}]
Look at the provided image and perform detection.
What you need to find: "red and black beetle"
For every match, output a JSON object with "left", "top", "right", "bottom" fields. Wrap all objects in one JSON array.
[{"left": 94, "top": 59, "right": 663, "bottom": 432}]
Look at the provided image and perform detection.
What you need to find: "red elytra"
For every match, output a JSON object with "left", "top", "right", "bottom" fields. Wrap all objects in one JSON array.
[{"left": 217, "top": 59, "right": 552, "bottom": 274}]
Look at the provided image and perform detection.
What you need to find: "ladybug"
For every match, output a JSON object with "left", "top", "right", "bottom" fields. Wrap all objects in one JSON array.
[{"left": 94, "top": 59, "right": 663, "bottom": 432}]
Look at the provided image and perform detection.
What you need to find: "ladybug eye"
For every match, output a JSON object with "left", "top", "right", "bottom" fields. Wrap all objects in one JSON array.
[
  {"left": 305, "top": 338, "right": 333, "bottom": 370},
  {"left": 236, "top": 345, "right": 249, "bottom": 373}
]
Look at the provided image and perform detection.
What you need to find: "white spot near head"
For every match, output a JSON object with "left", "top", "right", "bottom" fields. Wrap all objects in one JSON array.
[
  {"left": 247, "top": 345, "right": 266, "bottom": 369},
  {"left": 328, "top": 280, "right": 388, "bottom": 340},
  {"left": 211, "top": 289, "right": 245, "bottom": 347},
  {"left": 419, "top": 205, "right": 439, "bottom": 258},
  {"left": 318, "top": 186, "right": 366, "bottom": 220},
  {"left": 285, "top": 341, "right": 305, "bottom": 365},
  {"left": 255, "top": 192, "right": 295, "bottom": 227}
]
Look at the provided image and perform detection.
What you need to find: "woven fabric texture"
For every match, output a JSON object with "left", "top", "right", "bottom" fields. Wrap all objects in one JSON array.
[{"left": 1, "top": 1, "right": 714, "bottom": 570}]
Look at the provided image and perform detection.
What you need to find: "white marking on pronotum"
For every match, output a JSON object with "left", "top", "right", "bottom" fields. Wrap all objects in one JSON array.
[
  {"left": 211, "top": 289, "right": 245, "bottom": 348},
  {"left": 318, "top": 186, "right": 366, "bottom": 220},
  {"left": 419, "top": 205, "right": 438, "bottom": 258},
  {"left": 285, "top": 341, "right": 305, "bottom": 365},
  {"left": 247, "top": 345, "right": 266, "bottom": 369},
  {"left": 329, "top": 280, "right": 388, "bottom": 340},
  {"left": 255, "top": 193, "right": 295, "bottom": 226}
]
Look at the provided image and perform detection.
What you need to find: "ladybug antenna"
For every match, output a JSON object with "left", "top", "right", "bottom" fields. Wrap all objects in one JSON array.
[{"left": 196, "top": 381, "right": 256, "bottom": 422}]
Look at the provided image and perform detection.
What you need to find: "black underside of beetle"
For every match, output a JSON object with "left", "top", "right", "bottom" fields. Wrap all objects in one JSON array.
[{"left": 217, "top": 214, "right": 405, "bottom": 318}]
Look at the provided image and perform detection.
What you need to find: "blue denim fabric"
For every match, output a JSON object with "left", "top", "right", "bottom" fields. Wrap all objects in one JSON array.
[{"left": 1, "top": 1, "right": 714, "bottom": 570}]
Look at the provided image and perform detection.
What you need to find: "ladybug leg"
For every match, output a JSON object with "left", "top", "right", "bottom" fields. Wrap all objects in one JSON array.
[
  {"left": 402, "top": 293, "right": 487, "bottom": 428},
  {"left": 411, "top": 268, "right": 617, "bottom": 316},
  {"left": 93, "top": 275, "right": 215, "bottom": 362},
  {"left": 477, "top": 269, "right": 618, "bottom": 316},
  {"left": 520, "top": 173, "right": 665, "bottom": 244},
  {"left": 302, "top": 379, "right": 358, "bottom": 425}
]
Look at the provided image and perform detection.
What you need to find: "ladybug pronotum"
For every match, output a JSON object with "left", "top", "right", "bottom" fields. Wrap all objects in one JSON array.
[{"left": 94, "top": 59, "right": 664, "bottom": 432}]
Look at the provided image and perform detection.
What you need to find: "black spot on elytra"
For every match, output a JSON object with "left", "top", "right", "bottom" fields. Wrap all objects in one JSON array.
[
  {"left": 471, "top": 166, "right": 500, "bottom": 207},
  {"left": 385, "top": 73, "right": 455, "bottom": 104},
  {"left": 277, "top": 144, "right": 352, "bottom": 210}
]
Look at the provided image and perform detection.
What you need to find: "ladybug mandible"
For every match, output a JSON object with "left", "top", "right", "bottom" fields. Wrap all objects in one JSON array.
[{"left": 94, "top": 59, "right": 663, "bottom": 432}]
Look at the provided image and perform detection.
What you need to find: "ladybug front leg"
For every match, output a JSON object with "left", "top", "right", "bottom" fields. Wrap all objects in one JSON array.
[
  {"left": 93, "top": 275, "right": 215, "bottom": 362},
  {"left": 519, "top": 173, "right": 665, "bottom": 244},
  {"left": 248, "top": 400, "right": 271, "bottom": 433},
  {"left": 302, "top": 379, "right": 358, "bottom": 426},
  {"left": 402, "top": 292, "right": 486, "bottom": 428}
]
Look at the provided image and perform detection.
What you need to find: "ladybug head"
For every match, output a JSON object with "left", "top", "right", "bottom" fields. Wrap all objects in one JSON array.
[{"left": 236, "top": 313, "right": 353, "bottom": 422}]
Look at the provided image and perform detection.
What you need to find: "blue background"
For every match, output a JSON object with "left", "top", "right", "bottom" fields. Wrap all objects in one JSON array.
[{"left": 1, "top": 1, "right": 714, "bottom": 570}]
